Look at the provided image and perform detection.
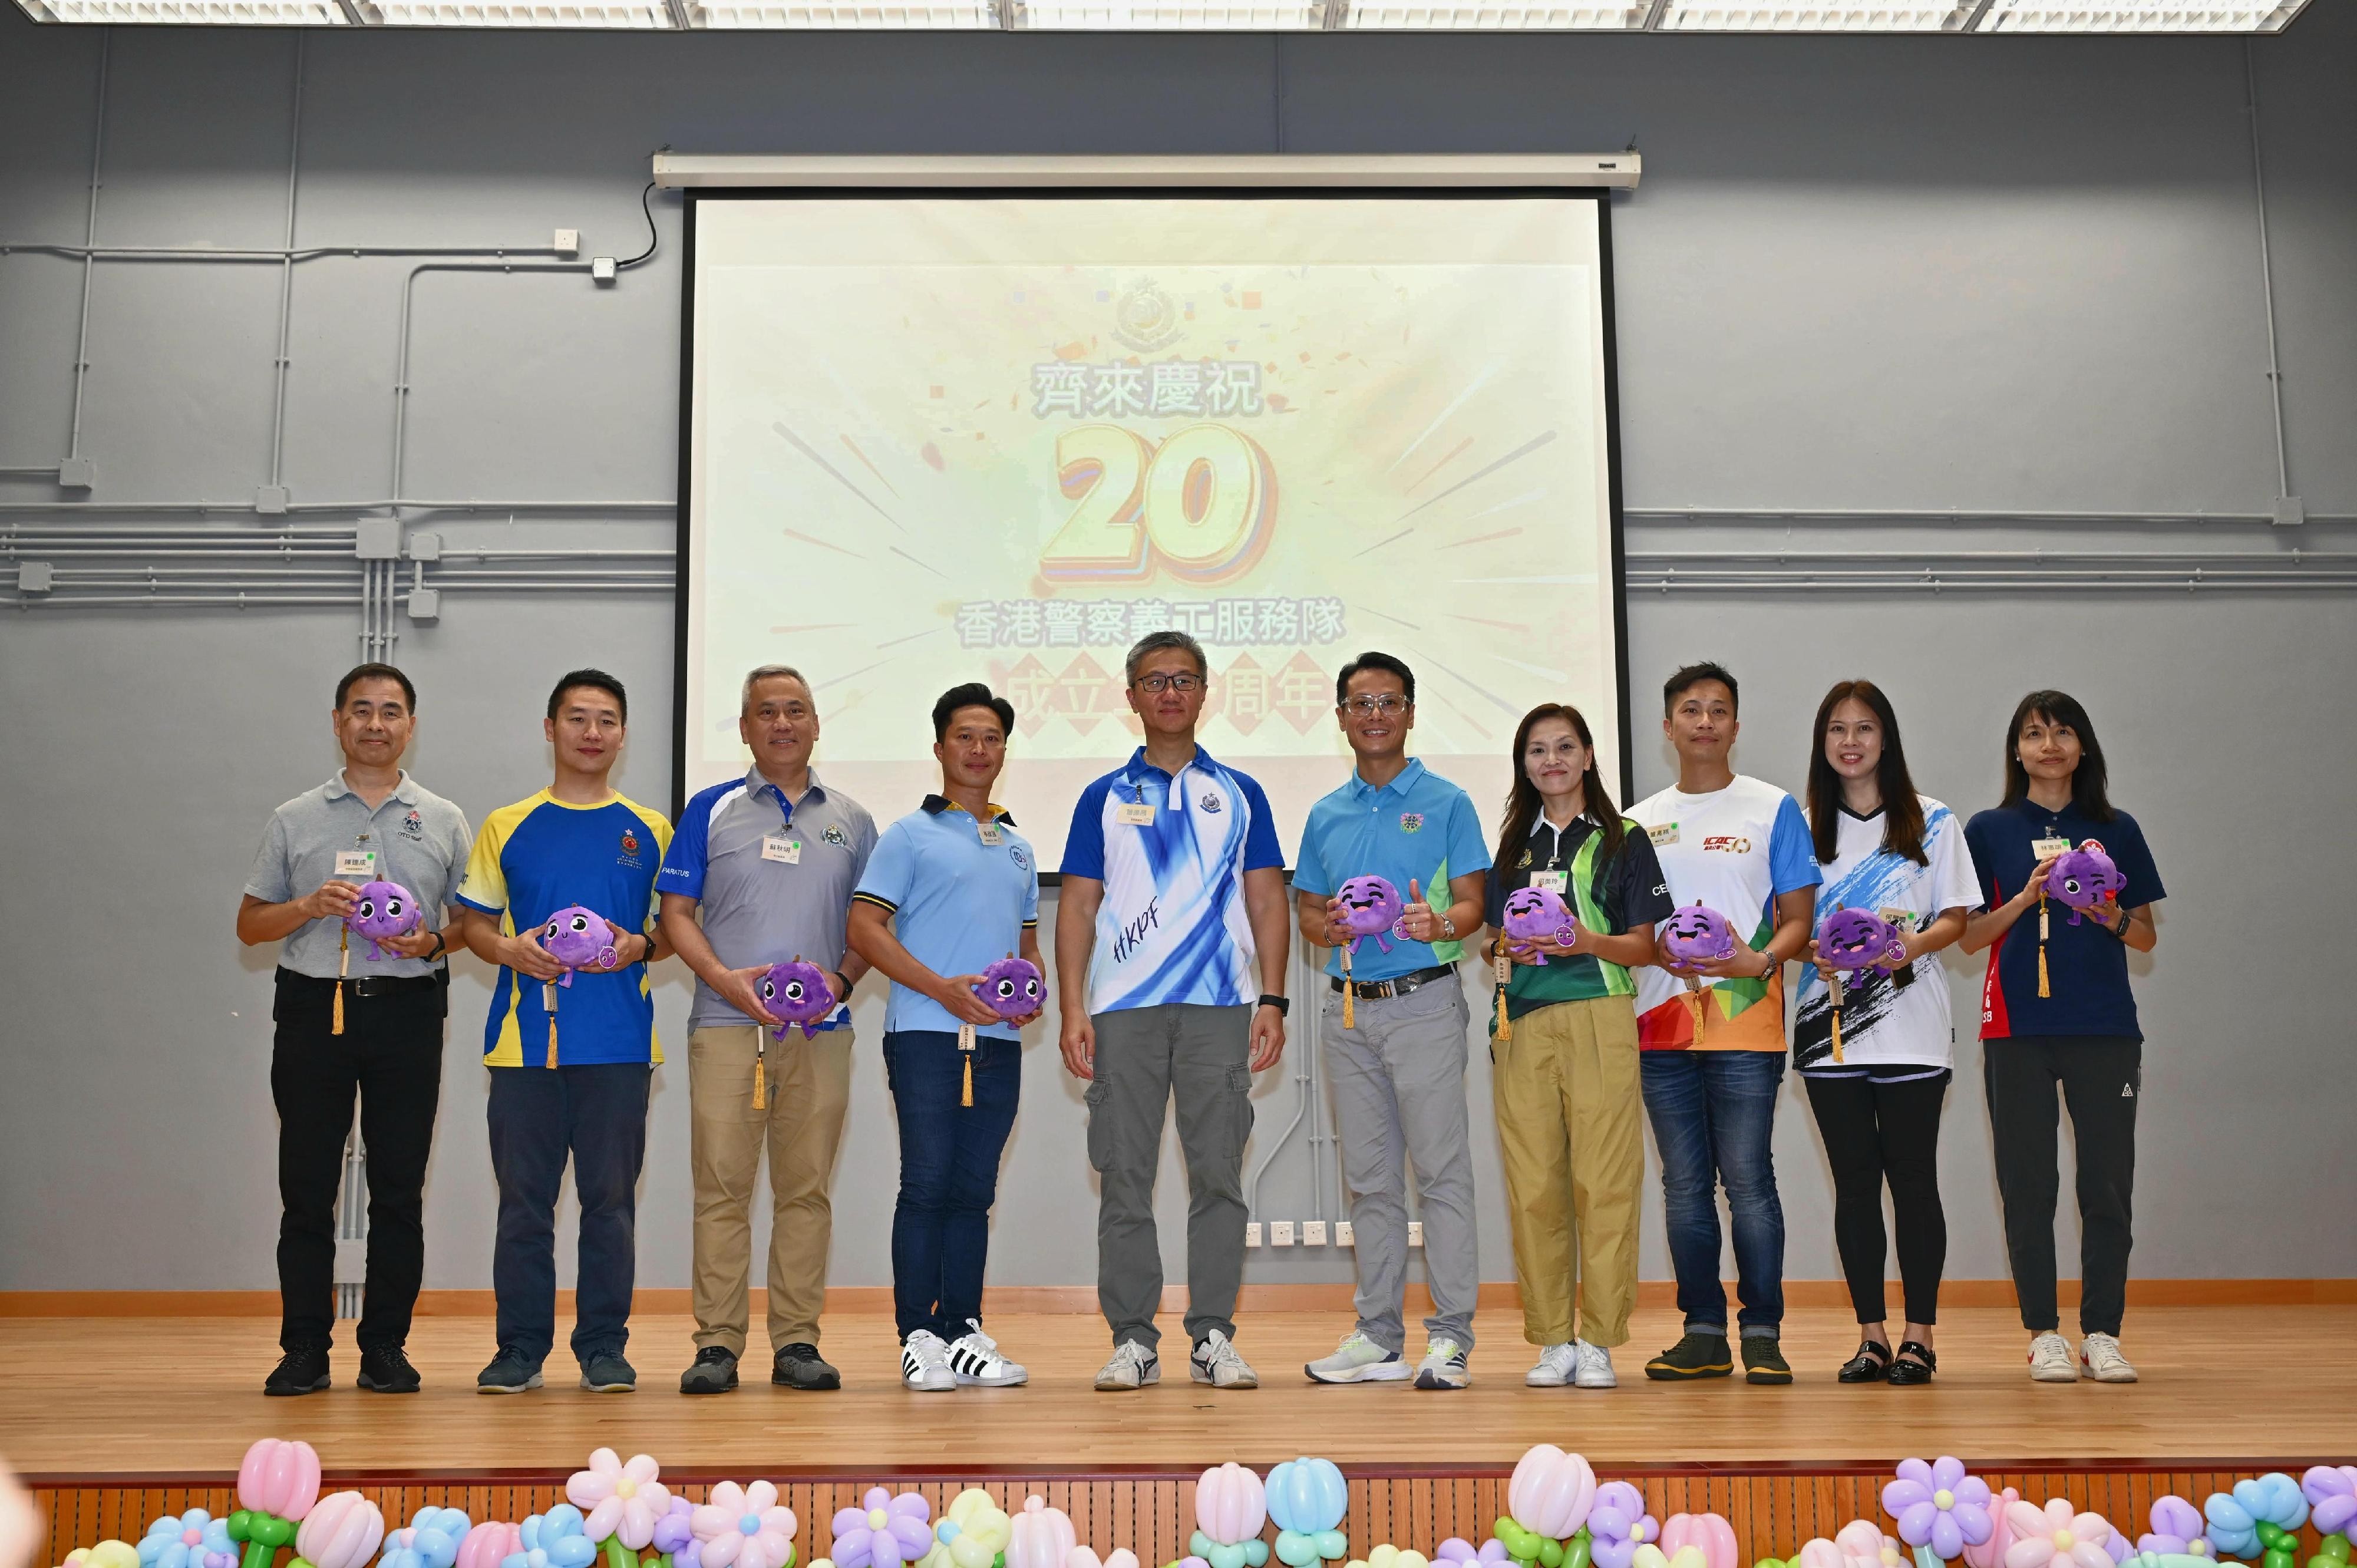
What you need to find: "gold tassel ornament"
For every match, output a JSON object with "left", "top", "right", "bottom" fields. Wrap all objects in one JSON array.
[
  {"left": 544, "top": 981, "right": 560, "bottom": 1068},
  {"left": 959, "top": 1022, "right": 976, "bottom": 1107},
  {"left": 1340, "top": 943, "right": 1356, "bottom": 1030},
  {"left": 2036, "top": 892, "right": 2051, "bottom": 999},
  {"left": 1493, "top": 951, "right": 1513, "bottom": 1042},
  {"left": 752, "top": 1041, "right": 767, "bottom": 1110},
  {"left": 332, "top": 925, "right": 349, "bottom": 1036},
  {"left": 1830, "top": 970, "right": 1846, "bottom": 1064}
]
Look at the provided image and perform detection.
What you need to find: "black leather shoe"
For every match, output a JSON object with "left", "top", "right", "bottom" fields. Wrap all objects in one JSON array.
[
  {"left": 357, "top": 1344, "right": 422, "bottom": 1393},
  {"left": 1887, "top": 1341, "right": 1937, "bottom": 1385},
  {"left": 773, "top": 1342, "right": 841, "bottom": 1391},
  {"left": 265, "top": 1345, "right": 331, "bottom": 1397},
  {"left": 1837, "top": 1340, "right": 1892, "bottom": 1384}
]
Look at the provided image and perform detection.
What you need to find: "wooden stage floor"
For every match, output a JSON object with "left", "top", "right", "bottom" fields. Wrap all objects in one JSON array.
[{"left": 7, "top": 1304, "right": 2353, "bottom": 1479}]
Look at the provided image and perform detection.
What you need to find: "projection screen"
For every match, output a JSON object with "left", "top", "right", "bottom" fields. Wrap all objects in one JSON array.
[{"left": 677, "top": 187, "right": 1626, "bottom": 871}]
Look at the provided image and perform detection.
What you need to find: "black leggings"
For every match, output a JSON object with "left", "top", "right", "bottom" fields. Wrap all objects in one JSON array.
[{"left": 1803, "top": 1069, "right": 1950, "bottom": 1327}]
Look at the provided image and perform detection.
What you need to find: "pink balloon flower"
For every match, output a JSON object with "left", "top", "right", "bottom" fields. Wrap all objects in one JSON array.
[
  {"left": 296, "top": 1496, "right": 385, "bottom": 1568},
  {"left": 692, "top": 1484, "right": 797, "bottom": 1568},
  {"left": 568, "top": 1451, "right": 672, "bottom": 1552},
  {"left": 2003, "top": 1503, "right": 2112, "bottom": 1568},
  {"left": 237, "top": 1441, "right": 323, "bottom": 1523}
]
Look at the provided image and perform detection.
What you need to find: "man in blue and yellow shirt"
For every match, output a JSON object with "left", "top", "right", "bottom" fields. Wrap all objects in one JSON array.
[{"left": 454, "top": 668, "right": 673, "bottom": 1394}]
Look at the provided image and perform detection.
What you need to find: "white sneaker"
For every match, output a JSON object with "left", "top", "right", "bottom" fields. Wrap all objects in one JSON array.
[
  {"left": 2028, "top": 1332, "right": 2078, "bottom": 1382},
  {"left": 946, "top": 1320, "right": 1028, "bottom": 1387},
  {"left": 1414, "top": 1339, "right": 1470, "bottom": 1390},
  {"left": 2080, "top": 1332, "right": 2138, "bottom": 1382},
  {"left": 1306, "top": 1331, "right": 1412, "bottom": 1384},
  {"left": 1526, "top": 1342, "right": 1578, "bottom": 1387},
  {"left": 1573, "top": 1340, "right": 1617, "bottom": 1389},
  {"left": 1094, "top": 1340, "right": 1160, "bottom": 1391},
  {"left": 900, "top": 1330, "right": 957, "bottom": 1392},
  {"left": 1189, "top": 1329, "right": 1259, "bottom": 1388}
]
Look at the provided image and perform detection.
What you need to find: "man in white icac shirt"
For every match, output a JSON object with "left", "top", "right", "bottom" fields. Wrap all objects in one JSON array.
[{"left": 1625, "top": 663, "right": 1819, "bottom": 1387}]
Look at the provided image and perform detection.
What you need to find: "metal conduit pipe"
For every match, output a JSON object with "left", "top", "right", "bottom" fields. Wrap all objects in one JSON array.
[
  {"left": 390, "top": 262, "right": 595, "bottom": 502},
  {"left": 65, "top": 33, "right": 110, "bottom": 466},
  {"left": 267, "top": 35, "right": 305, "bottom": 493}
]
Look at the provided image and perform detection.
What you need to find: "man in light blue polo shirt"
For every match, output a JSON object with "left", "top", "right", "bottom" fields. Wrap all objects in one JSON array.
[
  {"left": 1292, "top": 652, "right": 1491, "bottom": 1391},
  {"left": 849, "top": 683, "right": 1042, "bottom": 1395},
  {"left": 1058, "top": 629, "right": 1292, "bottom": 1393}
]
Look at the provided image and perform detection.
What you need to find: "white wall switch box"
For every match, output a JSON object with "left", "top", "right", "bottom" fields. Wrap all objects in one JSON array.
[
  {"left": 354, "top": 520, "right": 401, "bottom": 560},
  {"left": 255, "top": 484, "right": 289, "bottom": 514},
  {"left": 405, "top": 588, "right": 441, "bottom": 622},
  {"left": 1244, "top": 1223, "right": 1262, "bottom": 1248},
  {"left": 1408, "top": 1222, "right": 1424, "bottom": 1247},
  {"left": 553, "top": 228, "right": 580, "bottom": 256},
  {"left": 18, "top": 561, "right": 54, "bottom": 593},
  {"left": 58, "top": 456, "right": 95, "bottom": 490},
  {"left": 1303, "top": 1220, "right": 1328, "bottom": 1246},
  {"left": 2274, "top": 496, "right": 2307, "bottom": 527},
  {"left": 1335, "top": 1221, "right": 1354, "bottom": 1247},
  {"left": 1270, "top": 1220, "right": 1296, "bottom": 1247},
  {"left": 405, "top": 531, "right": 441, "bottom": 562},
  {"left": 591, "top": 256, "right": 618, "bottom": 284}
]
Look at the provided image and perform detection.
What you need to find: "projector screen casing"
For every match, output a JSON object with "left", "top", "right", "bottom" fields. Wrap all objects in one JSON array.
[{"left": 673, "top": 184, "right": 1630, "bottom": 879}]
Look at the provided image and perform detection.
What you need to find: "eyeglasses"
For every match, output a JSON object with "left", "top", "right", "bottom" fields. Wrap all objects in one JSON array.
[
  {"left": 1343, "top": 695, "right": 1409, "bottom": 717},
  {"left": 1134, "top": 672, "right": 1204, "bottom": 694}
]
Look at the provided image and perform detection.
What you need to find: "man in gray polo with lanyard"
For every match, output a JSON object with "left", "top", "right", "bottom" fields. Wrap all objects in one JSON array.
[
  {"left": 236, "top": 662, "right": 472, "bottom": 1398},
  {"left": 658, "top": 663, "right": 878, "bottom": 1394}
]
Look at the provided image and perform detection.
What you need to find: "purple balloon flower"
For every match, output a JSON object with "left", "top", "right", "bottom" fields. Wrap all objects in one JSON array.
[
  {"left": 654, "top": 1500, "right": 696, "bottom": 1562},
  {"left": 1436, "top": 1544, "right": 1509, "bottom": 1568},
  {"left": 828, "top": 1491, "right": 933, "bottom": 1568},
  {"left": 1883, "top": 1459, "right": 1993, "bottom": 1562},
  {"left": 2137, "top": 1497, "right": 2213, "bottom": 1559},
  {"left": 1589, "top": 1484, "right": 1660, "bottom": 1568},
  {"left": 2305, "top": 1470, "right": 2357, "bottom": 1541}
]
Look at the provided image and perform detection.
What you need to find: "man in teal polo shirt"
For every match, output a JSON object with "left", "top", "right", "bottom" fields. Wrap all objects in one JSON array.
[
  {"left": 1291, "top": 652, "right": 1491, "bottom": 1390},
  {"left": 848, "top": 683, "right": 1043, "bottom": 1394}
]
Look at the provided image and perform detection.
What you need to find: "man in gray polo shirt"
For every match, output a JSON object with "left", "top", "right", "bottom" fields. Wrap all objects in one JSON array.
[
  {"left": 236, "top": 662, "right": 472, "bottom": 1398},
  {"left": 658, "top": 663, "right": 878, "bottom": 1394}
]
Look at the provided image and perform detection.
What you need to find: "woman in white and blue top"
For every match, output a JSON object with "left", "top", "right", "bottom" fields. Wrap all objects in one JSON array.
[{"left": 1794, "top": 680, "right": 1977, "bottom": 1388}]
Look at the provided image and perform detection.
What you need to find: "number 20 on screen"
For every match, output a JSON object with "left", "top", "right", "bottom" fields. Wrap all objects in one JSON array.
[{"left": 1043, "top": 422, "right": 1277, "bottom": 585}]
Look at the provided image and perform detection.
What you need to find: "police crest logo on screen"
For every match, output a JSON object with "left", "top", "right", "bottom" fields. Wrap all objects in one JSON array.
[{"left": 1111, "top": 278, "right": 1184, "bottom": 355}]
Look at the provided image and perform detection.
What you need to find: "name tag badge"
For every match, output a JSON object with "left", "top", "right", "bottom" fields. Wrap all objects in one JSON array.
[
  {"left": 334, "top": 849, "right": 378, "bottom": 880},
  {"left": 1116, "top": 801, "right": 1157, "bottom": 827},
  {"left": 1529, "top": 870, "right": 1570, "bottom": 896},
  {"left": 761, "top": 834, "right": 801, "bottom": 865},
  {"left": 977, "top": 821, "right": 1003, "bottom": 847},
  {"left": 2032, "top": 835, "right": 2072, "bottom": 859},
  {"left": 1648, "top": 823, "right": 1678, "bottom": 847},
  {"left": 1878, "top": 906, "right": 1919, "bottom": 931}
]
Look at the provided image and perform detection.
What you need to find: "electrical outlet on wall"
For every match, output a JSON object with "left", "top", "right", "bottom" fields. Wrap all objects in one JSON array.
[
  {"left": 1303, "top": 1220, "right": 1328, "bottom": 1246},
  {"left": 1335, "top": 1221, "right": 1355, "bottom": 1247},
  {"left": 1270, "top": 1220, "right": 1296, "bottom": 1247},
  {"left": 1245, "top": 1222, "right": 1262, "bottom": 1247},
  {"left": 1408, "top": 1222, "right": 1424, "bottom": 1247}
]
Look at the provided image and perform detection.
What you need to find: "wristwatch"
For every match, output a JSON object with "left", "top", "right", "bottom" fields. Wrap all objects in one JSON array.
[
  {"left": 1257, "top": 993, "right": 1290, "bottom": 1016},
  {"left": 425, "top": 930, "right": 448, "bottom": 962}
]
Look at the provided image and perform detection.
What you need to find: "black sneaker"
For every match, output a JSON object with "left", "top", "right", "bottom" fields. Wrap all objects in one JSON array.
[
  {"left": 680, "top": 1346, "right": 740, "bottom": 1395},
  {"left": 580, "top": 1351, "right": 637, "bottom": 1392},
  {"left": 265, "top": 1345, "right": 331, "bottom": 1397},
  {"left": 356, "top": 1345, "right": 421, "bottom": 1394},
  {"left": 476, "top": 1348, "right": 544, "bottom": 1394},
  {"left": 1741, "top": 1335, "right": 1793, "bottom": 1385},
  {"left": 773, "top": 1342, "right": 841, "bottom": 1391},
  {"left": 1643, "top": 1332, "right": 1733, "bottom": 1381}
]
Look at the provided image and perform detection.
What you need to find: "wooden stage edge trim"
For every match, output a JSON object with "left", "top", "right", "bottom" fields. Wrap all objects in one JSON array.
[{"left": 7, "top": 1279, "right": 2355, "bottom": 1316}]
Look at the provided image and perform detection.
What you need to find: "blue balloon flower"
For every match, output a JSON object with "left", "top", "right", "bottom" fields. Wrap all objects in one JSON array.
[
  {"left": 143, "top": 1512, "right": 236, "bottom": 1568},
  {"left": 383, "top": 1508, "right": 473, "bottom": 1568},
  {"left": 505, "top": 1507, "right": 598, "bottom": 1568}
]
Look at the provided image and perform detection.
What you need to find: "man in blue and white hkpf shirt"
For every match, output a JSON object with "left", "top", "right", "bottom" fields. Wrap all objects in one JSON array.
[{"left": 1057, "top": 630, "right": 1292, "bottom": 1394}]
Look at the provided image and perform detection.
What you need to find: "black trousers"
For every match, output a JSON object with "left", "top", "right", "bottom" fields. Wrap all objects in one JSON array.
[
  {"left": 1802, "top": 1069, "right": 1949, "bottom": 1327},
  {"left": 270, "top": 970, "right": 447, "bottom": 1353},
  {"left": 1983, "top": 1034, "right": 2140, "bottom": 1338}
]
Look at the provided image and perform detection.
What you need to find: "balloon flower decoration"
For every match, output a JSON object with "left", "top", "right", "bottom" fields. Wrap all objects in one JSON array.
[
  {"left": 1586, "top": 1486, "right": 1658, "bottom": 1568},
  {"left": 1068, "top": 1551, "right": 1140, "bottom": 1568},
  {"left": 65, "top": 1545, "right": 143, "bottom": 1568},
  {"left": 2133, "top": 1501, "right": 2209, "bottom": 1561},
  {"left": 1191, "top": 1465, "right": 1272, "bottom": 1568},
  {"left": 1494, "top": 887, "right": 1580, "bottom": 1041},
  {"left": 1331, "top": 876, "right": 1406, "bottom": 1027},
  {"left": 925, "top": 1489, "right": 1013, "bottom": 1568},
  {"left": 828, "top": 1490, "right": 927, "bottom": 1568},
  {"left": 229, "top": 1439, "right": 323, "bottom": 1568},
  {"left": 1437, "top": 1543, "right": 1508, "bottom": 1568},
  {"left": 649, "top": 1498, "right": 697, "bottom": 1568},
  {"left": 381, "top": 1512, "right": 472, "bottom": 1568},
  {"left": 1817, "top": 908, "right": 1911, "bottom": 1064},
  {"left": 2002, "top": 1500, "right": 2114, "bottom": 1568},
  {"left": 1496, "top": 1446, "right": 1597, "bottom": 1568},
  {"left": 1652, "top": 1514, "right": 1737, "bottom": 1568},
  {"left": 293, "top": 1494, "right": 387, "bottom": 1568},
  {"left": 143, "top": 1513, "right": 238, "bottom": 1568},
  {"left": 1005, "top": 1500, "right": 1077, "bottom": 1568},
  {"left": 536, "top": 905, "right": 621, "bottom": 1067},
  {"left": 504, "top": 1508, "right": 596, "bottom": 1568},
  {"left": 2306, "top": 1469, "right": 2357, "bottom": 1540},
  {"left": 961, "top": 955, "right": 1045, "bottom": 1104},
  {"left": 691, "top": 1487, "right": 797, "bottom": 1568},
  {"left": 1883, "top": 1458, "right": 1994, "bottom": 1568},
  {"left": 2204, "top": 1475, "right": 2307, "bottom": 1568},
  {"left": 1267, "top": 1460, "right": 1350, "bottom": 1568},
  {"left": 1344, "top": 1549, "right": 1431, "bottom": 1568},
  {"left": 569, "top": 1450, "right": 672, "bottom": 1568},
  {"left": 457, "top": 1524, "right": 523, "bottom": 1568},
  {"left": 1661, "top": 904, "right": 1737, "bottom": 1043}
]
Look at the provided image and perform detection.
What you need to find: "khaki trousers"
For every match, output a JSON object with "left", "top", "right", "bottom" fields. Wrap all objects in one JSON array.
[
  {"left": 688, "top": 1024, "right": 853, "bottom": 1354},
  {"left": 1490, "top": 996, "right": 1643, "bottom": 1348}
]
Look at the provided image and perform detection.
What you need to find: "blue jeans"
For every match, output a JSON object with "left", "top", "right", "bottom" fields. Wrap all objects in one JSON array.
[
  {"left": 884, "top": 1030, "right": 1022, "bottom": 1343},
  {"left": 1639, "top": 1048, "right": 1785, "bottom": 1338},
  {"left": 486, "top": 1063, "right": 650, "bottom": 1365}
]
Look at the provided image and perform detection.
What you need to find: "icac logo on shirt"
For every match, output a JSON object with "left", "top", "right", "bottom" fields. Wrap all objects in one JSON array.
[
  {"left": 822, "top": 824, "right": 850, "bottom": 848},
  {"left": 1702, "top": 835, "right": 1752, "bottom": 854},
  {"left": 1399, "top": 812, "right": 1424, "bottom": 834},
  {"left": 1198, "top": 791, "right": 1223, "bottom": 814}
]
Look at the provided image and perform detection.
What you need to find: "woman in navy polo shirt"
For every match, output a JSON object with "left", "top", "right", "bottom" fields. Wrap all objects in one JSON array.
[{"left": 1960, "top": 691, "right": 2163, "bottom": 1386}]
